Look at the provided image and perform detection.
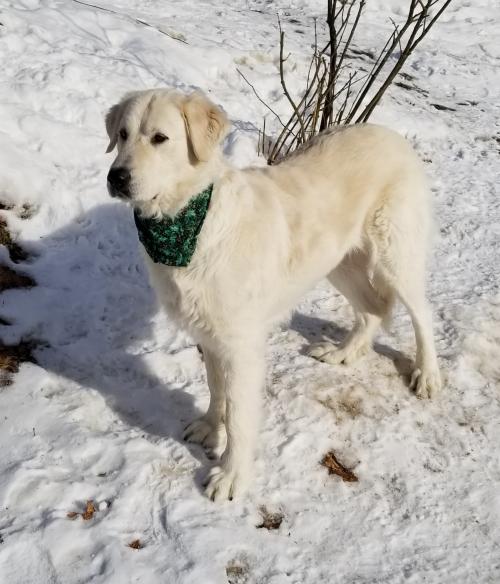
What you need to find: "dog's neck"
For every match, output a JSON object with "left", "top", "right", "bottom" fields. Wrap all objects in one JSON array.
[
  {"left": 133, "top": 184, "right": 213, "bottom": 267},
  {"left": 134, "top": 154, "right": 228, "bottom": 219}
]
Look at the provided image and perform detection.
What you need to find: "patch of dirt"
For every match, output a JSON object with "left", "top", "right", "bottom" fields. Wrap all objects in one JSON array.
[
  {"left": 0, "top": 265, "right": 35, "bottom": 292},
  {"left": 0, "top": 210, "right": 36, "bottom": 378},
  {"left": 394, "top": 81, "right": 429, "bottom": 96},
  {"left": 348, "top": 47, "right": 375, "bottom": 61},
  {"left": 0, "top": 341, "right": 36, "bottom": 387},
  {"left": 474, "top": 134, "right": 500, "bottom": 155},
  {"left": 0, "top": 210, "right": 37, "bottom": 388},
  {"left": 256, "top": 506, "right": 284, "bottom": 531},
  {"left": 226, "top": 561, "right": 249, "bottom": 584},
  {"left": 318, "top": 395, "right": 363, "bottom": 422},
  {"left": 315, "top": 386, "right": 364, "bottom": 423},
  {"left": 431, "top": 102, "right": 456, "bottom": 112},
  {"left": 337, "top": 392, "right": 363, "bottom": 418},
  {"left": 0, "top": 217, "right": 29, "bottom": 262},
  {"left": 399, "top": 71, "right": 415, "bottom": 82},
  {"left": 321, "top": 450, "right": 358, "bottom": 483},
  {"left": 0, "top": 201, "right": 36, "bottom": 219},
  {"left": 19, "top": 203, "right": 35, "bottom": 220}
]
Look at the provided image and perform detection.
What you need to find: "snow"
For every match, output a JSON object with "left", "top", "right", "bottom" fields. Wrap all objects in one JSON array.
[{"left": 0, "top": 0, "right": 499, "bottom": 582}]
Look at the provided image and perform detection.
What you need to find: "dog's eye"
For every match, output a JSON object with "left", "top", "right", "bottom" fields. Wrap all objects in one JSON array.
[
  {"left": 152, "top": 133, "right": 168, "bottom": 145},
  {"left": 119, "top": 128, "right": 128, "bottom": 141}
]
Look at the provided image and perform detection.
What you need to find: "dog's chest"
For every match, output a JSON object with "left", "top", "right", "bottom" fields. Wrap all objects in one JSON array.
[{"left": 145, "top": 258, "right": 218, "bottom": 339}]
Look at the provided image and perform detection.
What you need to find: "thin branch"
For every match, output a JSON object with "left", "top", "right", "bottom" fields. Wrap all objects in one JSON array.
[
  {"left": 344, "top": 18, "right": 414, "bottom": 122},
  {"left": 319, "top": 0, "right": 338, "bottom": 130},
  {"left": 336, "top": 0, "right": 365, "bottom": 74},
  {"left": 278, "top": 20, "right": 307, "bottom": 144},
  {"left": 355, "top": 0, "right": 453, "bottom": 123},
  {"left": 237, "top": 69, "right": 287, "bottom": 128},
  {"left": 409, "top": 0, "right": 453, "bottom": 50},
  {"left": 71, "top": 0, "right": 189, "bottom": 44}
]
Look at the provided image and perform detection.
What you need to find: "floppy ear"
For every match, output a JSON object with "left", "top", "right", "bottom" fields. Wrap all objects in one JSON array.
[
  {"left": 182, "top": 92, "right": 230, "bottom": 162},
  {"left": 105, "top": 103, "right": 122, "bottom": 153}
]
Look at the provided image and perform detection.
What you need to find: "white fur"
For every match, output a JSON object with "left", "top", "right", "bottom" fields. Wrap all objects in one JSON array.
[{"left": 106, "top": 89, "right": 441, "bottom": 501}]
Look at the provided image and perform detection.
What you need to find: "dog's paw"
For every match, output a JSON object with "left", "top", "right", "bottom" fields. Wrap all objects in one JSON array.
[
  {"left": 183, "top": 418, "right": 226, "bottom": 458},
  {"left": 307, "top": 341, "right": 368, "bottom": 365},
  {"left": 410, "top": 367, "right": 442, "bottom": 399},
  {"left": 203, "top": 464, "right": 249, "bottom": 502}
]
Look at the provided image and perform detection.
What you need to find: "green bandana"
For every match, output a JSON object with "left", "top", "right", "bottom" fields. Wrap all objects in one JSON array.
[{"left": 134, "top": 184, "right": 213, "bottom": 267}]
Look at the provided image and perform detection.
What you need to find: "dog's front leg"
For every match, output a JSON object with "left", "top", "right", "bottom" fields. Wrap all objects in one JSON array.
[
  {"left": 204, "top": 339, "right": 265, "bottom": 501},
  {"left": 184, "top": 347, "right": 226, "bottom": 458}
]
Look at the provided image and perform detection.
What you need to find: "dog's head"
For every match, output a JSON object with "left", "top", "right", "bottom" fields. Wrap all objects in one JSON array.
[{"left": 105, "top": 89, "right": 229, "bottom": 212}]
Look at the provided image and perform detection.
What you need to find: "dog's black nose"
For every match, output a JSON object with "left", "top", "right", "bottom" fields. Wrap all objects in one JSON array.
[{"left": 107, "top": 167, "right": 131, "bottom": 197}]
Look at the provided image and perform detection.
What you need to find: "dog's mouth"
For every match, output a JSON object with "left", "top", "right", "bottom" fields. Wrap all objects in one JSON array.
[
  {"left": 107, "top": 183, "right": 132, "bottom": 200},
  {"left": 106, "top": 169, "right": 162, "bottom": 210}
]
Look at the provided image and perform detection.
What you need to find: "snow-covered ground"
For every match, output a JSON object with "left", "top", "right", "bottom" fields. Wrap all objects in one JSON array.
[{"left": 1, "top": 0, "right": 499, "bottom": 582}]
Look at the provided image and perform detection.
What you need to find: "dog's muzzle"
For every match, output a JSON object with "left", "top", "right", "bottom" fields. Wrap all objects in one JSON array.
[{"left": 107, "top": 167, "right": 132, "bottom": 199}]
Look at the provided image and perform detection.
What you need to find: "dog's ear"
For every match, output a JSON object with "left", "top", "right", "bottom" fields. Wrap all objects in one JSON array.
[
  {"left": 182, "top": 92, "right": 230, "bottom": 162},
  {"left": 105, "top": 102, "right": 123, "bottom": 153}
]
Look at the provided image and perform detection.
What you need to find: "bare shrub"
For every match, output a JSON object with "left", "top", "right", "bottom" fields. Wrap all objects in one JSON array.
[{"left": 241, "top": 0, "right": 453, "bottom": 164}]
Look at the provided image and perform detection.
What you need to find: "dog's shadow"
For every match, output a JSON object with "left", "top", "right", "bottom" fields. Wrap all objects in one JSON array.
[
  {"left": 2, "top": 202, "right": 208, "bottom": 468},
  {"left": 4, "top": 200, "right": 414, "bottom": 485},
  {"left": 290, "top": 312, "right": 415, "bottom": 381}
]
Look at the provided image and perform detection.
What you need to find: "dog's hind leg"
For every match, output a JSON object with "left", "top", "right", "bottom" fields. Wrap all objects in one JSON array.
[
  {"left": 308, "top": 249, "right": 392, "bottom": 365},
  {"left": 365, "top": 194, "right": 441, "bottom": 398},
  {"left": 183, "top": 346, "right": 226, "bottom": 458},
  {"left": 309, "top": 311, "right": 382, "bottom": 365},
  {"left": 393, "top": 277, "right": 441, "bottom": 398},
  {"left": 374, "top": 249, "right": 441, "bottom": 399}
]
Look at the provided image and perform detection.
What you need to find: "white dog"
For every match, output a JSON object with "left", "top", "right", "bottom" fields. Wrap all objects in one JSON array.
[{"left": 105, "top": 89, "right": 441, "bottom": 501}]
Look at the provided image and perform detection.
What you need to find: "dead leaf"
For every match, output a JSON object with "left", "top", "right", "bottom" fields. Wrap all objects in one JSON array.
[
  {"left": 81, "top": 500, "right": 96, "bottom": 520},
  {"left": 128, "top": 539, "right": 142, "bottom": 549},
  {"left": 321, "top": 451, "right": 358, "bottom": 482}
]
